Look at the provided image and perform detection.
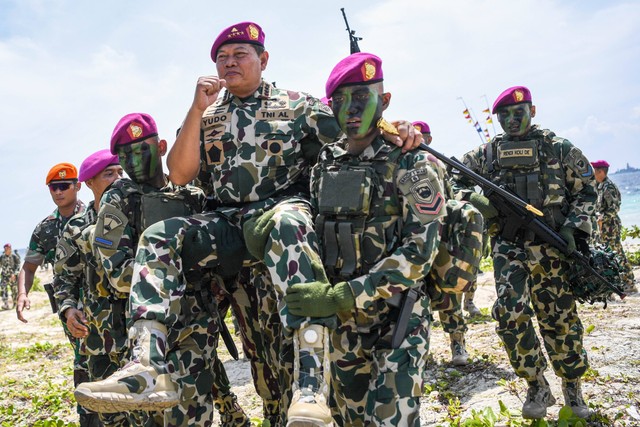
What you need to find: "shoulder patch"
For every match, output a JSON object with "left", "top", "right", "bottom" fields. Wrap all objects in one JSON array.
[
  {"left": 566, "top": 146, "right": 593, "bottom": 177},
  {"left": 397, "top": 167, "right": 446, "bottom": 224},
  {"left": 94, "top": 204, "right": 129, "bottom": 250}
]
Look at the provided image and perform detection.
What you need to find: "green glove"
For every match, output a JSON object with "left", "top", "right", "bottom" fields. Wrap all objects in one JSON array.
[
  {"left": 242, "top": 209, "right": 277, "bottom": 261},
  {"left": 469, "top": 193, "right": 498, "bottom": 219},
  {"left": 181, "top": 226, "right": 212, "bottom": 271},
  {"left": 559, "top": 226, "right": 576, "bottom": 254},
  {"left": 285, "top": 281, "right": 355, "bottom": 318}
]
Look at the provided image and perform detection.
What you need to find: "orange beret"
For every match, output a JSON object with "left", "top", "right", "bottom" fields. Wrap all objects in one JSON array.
[{"left": 46, "top": 162, "right": 78, "bottom": 185}]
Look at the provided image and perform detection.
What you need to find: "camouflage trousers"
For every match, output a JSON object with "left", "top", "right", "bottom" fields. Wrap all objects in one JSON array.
[
  {"left": 599, "top": 218, "right": 636, "bottom": 288},
  {"left": 491, "top": 237, "right": 589, "bottom": 381},
  {"left": 328, "top": 298, "right": 431, "bottom": 427},
  {"left": 0, "top": 275, "right": 16, "bottom": 305},
  {"left": 429, "top": 284, "right": 466, "bottom": 336},
  {"left": 213, "top": 265, "right": 283, "bottom": 421}
]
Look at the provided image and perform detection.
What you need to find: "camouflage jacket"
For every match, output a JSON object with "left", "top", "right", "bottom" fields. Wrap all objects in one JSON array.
[
  {"left": 93, "top": 177, "right": 206, "bottom": 294},
  {"left": 311, "top": 136, "right": 446, "bottom": 317},
  {"left": 199, "top": 80, "right": 341, "bottom": 213},
  {"left": 0, "top": 252, "right": 20, "bottom": 277},
  {"left": 595, "top": 176, "right": 621, "bottom": 224},
  {"left": 24, "top": 200, "right": 86, "bottom": 267},
  {"left": 452, "top": 125, "right": 596, "bottom": 237},
  {"left": 52, "top": 203, "right": 129, "bottom": 355}
]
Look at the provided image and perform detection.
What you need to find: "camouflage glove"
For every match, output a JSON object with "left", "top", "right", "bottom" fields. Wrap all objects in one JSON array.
[
  {"left": 559, "top": 226, "right": 576, "bottom": 254},
  {"left": 469, "top": 193, "right": 498, "bottom": 219},
  {"left": 243, "top": 209, "right": 277, "bottom": 261},
  {"left": 285, "top": 281, "right": 355, "bottom": 318},
  {"left": 181, "top": 226, "right": 212, "bottom": 271}
]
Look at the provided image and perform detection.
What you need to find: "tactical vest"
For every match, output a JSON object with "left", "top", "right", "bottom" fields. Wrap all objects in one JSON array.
[
  {"left": 315, "top": 146, "right": 404, "bottom": 280},
  {"left": 486, "top": 129, "right": 569, "bottom": 238},
  {"left": 112, "top": 180, "right": 202, "bottom": 242},
  {"left": 39, "top": 219, "right": 61, "bottom": 263}
]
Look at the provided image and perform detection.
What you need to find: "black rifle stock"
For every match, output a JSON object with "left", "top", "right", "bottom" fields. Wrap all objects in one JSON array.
[
  {"left": 419, "top": 143, "right": 625, "bottom": 299},
  {"left": 341, "top": 8, "right": 362, "bottom": 54}
]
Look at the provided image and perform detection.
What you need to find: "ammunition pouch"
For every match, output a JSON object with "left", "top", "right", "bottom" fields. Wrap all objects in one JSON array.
[{"left": 140, "top": 192, "right": 195, "bottom": 230}]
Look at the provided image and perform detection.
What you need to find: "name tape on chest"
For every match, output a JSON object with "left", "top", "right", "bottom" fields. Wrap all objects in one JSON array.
[
  {"left": 500, "top": 148, "right": 533, "bottom": 158},
  {"left": 257, "top": 109, "right": 294, "bottom": 121}
]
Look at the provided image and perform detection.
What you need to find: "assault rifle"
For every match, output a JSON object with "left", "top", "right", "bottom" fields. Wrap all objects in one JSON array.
[
  {"left": 341, "top": 8, "right": 362, "bottom": 54},
  {"left": 419, "top": 143, "right": 626, "bottom": 299}
]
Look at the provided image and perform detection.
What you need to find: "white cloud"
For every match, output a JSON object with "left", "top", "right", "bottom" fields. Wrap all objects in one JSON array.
[{"left": 1, "top": 0, "right": 639, "bottom": 248}]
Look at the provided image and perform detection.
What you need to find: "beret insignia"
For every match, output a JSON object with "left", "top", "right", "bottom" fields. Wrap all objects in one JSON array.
[
  {"left": 128, "top": 122, "right": 143, "bottom": 139},
  {"left": 58, "top": 170, "right": 66, "bottom": 179},
  {"left": 247, "top": 24, "right": 259, "bottom": 40},
  {"left": 513, "top": 89, "right": 524, "bottom": 102}
]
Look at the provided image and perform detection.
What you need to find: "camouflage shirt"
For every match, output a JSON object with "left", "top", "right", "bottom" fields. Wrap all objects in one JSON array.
[
  {"left": 595, "top": 176, "right": 621, "bottom": 223},
  {"left": 93, "top": 177, "right": 206, "bottom": 294},
  {"left": 311, "top": 136, "right": 446, "bottom": 312},
  {"left": 24, "top": 200, "right": 86, "bottom": 266},
  {"left": 199, "top": 80, "right": 341, "bottom": 209},
  {"left": 453, "top": 125, "right": 596, "bottom": 236},
  {"left": 0, "top": 252, "right": 20, "bottom": 277}
]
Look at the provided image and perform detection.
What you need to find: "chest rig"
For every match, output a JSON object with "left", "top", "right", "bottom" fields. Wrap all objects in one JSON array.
[
  {"left": 114, "top": 180, "right": 201, "bottom": 243},
  {"left": 315, "top": 145, "right": 403, "bottom": 280},
  {"left": 486, "top": 130, "right": 569, "bottom": 238}
]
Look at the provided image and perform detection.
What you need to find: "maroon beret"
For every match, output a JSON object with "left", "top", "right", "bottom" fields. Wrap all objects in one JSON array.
[
  {"left": 412, "top": 121, "right": 430, "bottom": 134},
  {"left": 210, "top": 22, "right": 265, "bottom": 62},
  {"left": 110, "top": 113, "right": 158, "bottom": 154},
  {"left": 492, "top": 86, "right": 532, "bottom": 114},
  {"left": 325, "top": 52, "right": 383, "bottom": 99},
  {"left": 591, "top": 160, "right": 610, "bottom": 169},
  {"left": 79, "top": 149, "right": 120, "bottom": 182}
]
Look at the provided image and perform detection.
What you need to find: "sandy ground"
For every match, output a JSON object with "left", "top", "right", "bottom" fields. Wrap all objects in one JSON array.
[{"left": 1, "top": 266, "right": 639, "bottom": 426}]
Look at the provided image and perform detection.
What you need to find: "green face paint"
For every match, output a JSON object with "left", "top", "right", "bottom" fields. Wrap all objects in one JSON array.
[
  {"left": 497, "top": 103, "right": 532, "bottom": 137},
  {"left": 331, "top": 85, "right": 383, "bottom": 139},
  {"left": 117, "top": 139, "right": 160, "bottom": 183}
]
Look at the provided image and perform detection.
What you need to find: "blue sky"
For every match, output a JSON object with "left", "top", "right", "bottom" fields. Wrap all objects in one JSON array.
[{"left": 1, "top": 0, "right": 639, "bottom": 249}]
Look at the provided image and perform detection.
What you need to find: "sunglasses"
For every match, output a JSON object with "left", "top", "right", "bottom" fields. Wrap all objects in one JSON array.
[{"left": 48, "top": 182, "right": 73, "bottom": 192}]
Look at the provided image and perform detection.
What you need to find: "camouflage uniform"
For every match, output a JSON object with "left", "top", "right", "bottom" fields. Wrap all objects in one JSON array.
[
  {"left": 0, "top": 251, "right": 20, "bottom": 308},
  {"left": 93, "top": 177, "right": 239, "bottom": 426},
  {"left": 595, "top": 176, "right": 636, "bottom": 290},
  {"left": 453, "top": 125, "right": 596, "bottom": 382},
  {"left": 128, "top": 81, "right": 340, "bottom": 422},
  {"left": 54, "top": 202, "right": 139, "bottom": 427},
  {"left": 24, "top": 201, "right": 94, "bottom": 421},
  {"left": 310, "top": 137, "right": 446, "bottom": 426}
]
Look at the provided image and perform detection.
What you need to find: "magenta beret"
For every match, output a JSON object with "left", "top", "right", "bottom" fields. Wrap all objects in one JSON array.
[
  {"left": 412, "top": 121, "right": 430, "bottom": 134},
  {"left": 492, "top": 86, "right": 532, "bottom": 114},
  {"left": 210, "top": 22, "right": 265, "bottom": 62},
  {"left": 325, "top": 52, "right": 383, "bottom": 99},
  {"left": 79, "top": 149, "right": 120, "bottom": 182},
  {"left": 590, "top": 160, "right": 610, "bottom": 169},
  {"left": 110, "top": 113, "right": 158, "bottom": 154}
]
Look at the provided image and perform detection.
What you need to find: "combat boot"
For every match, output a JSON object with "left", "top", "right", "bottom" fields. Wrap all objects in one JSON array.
[
  {"left": 450, "top": 332, "right": 469, "bottom": 366},
  {"left": 522, "top": 373, "right": 556, "bottom": 419},
  {"left": 74, "top": 320, "right": 178, "bottom": 413},
  {"left": 562, "top": 379, "right": 589, "bottom": 419},
  {"left": 215, "top": 392, "right": 251, "bottom": 426},
  {"left": 286, "top": 325, "right": 333, "bottom": 427},
  {"left": 463, "top": 292, "right": 482, "bottom": 317}
]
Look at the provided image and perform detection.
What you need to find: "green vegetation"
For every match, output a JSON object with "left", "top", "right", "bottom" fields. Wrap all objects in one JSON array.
[
  {"left": 621, "top": 225, "right": 640, "bottom": 265},
  {"left": 0, "top": 338, "right": 78, "bottom": 426}
]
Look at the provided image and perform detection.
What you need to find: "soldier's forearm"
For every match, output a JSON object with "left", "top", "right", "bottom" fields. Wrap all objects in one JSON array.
[{"left": 17, "top": 262, "right": 38, "bottom": 295}]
